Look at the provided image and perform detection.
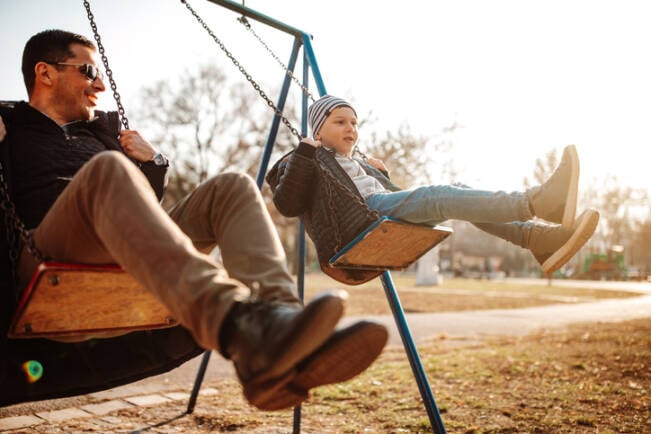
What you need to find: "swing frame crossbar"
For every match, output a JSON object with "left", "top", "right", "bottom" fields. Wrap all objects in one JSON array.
[{"left": 185, "top": 2, "right": 447, "bottom": 433}]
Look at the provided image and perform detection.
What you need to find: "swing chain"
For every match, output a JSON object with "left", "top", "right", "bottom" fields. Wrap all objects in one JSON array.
[
  {"left": 0, "top": 1, "right": 126, "bottom": 271},
  {"left": 181, "top": 0, "right": 302, "bottom": 141},
  {"left": 315, "top": 150, "right": 380, "bottom": 252},
  {"left": 83, "top": 0, "right": 130, "bottom": 131},
  {"left": 0, "top": 160, "right": 44, "bottom": 266},
  {"left": 233, "top": 10, "right": 372, "bottom": 160},
  {"left": 181, "top": 1, "right": 380, "bottom": 253},
  {"left": 237, "top": 16, "right": 315, "bottom": 103}
]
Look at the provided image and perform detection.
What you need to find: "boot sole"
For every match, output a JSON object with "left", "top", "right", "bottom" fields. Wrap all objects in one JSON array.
[
  {"left": 243, "top": 291, "right": 347, "bottom": 408},
  {"left": 251, "top": 321, "right": 389, "bottom": 411},
  {"left": 542, "top": 209, "right": 599, "bottom": 275},
  {"left": 561, "top": 145, "right": 579, "bottom": 228},
  {"left": 293, "top": 321, "right": 388, "bottom": 388}
]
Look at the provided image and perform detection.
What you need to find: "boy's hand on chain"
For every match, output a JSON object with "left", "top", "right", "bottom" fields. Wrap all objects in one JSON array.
[
  {"left": 366, "top": 156, "right": 388, "bottom": 172},
  {"left": 301, "top": 137, "right": 322, "bottom": 148}
]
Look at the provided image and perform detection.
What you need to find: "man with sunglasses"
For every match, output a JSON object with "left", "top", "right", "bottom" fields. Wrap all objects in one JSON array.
[{"left": 0, "top": 29, "right": 388, "bottom": 410}]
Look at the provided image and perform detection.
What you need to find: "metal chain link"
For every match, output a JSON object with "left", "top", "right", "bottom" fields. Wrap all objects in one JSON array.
[
  {"left": 0, "top": 0, "right": 130, "bottom": 267},
  {"left": 0, "top": 160, "right": 44, "bottom": 263},
  {"left": 237, "top": 16, "right": 315, "bottom": 103},
  {"left": 83, "top": 0, "right": 130, "bottom": 131},
  {"left": 180, "top": 0, "right": 381, "bottom": 252},
  {"left": 181, "top": 0, "right": 302, "bottom": 140},
  {"left": 234, "top": 12, "right": 368, "bottom": 158},
  {"left": 237, "top": 14, "right": 369, "bottom": 159},
  {"left": 321, "top": 179, "right": 343, "bottom": 251},
  {"left": 0, "top": 163, "right": 20, "bottom": 268}
]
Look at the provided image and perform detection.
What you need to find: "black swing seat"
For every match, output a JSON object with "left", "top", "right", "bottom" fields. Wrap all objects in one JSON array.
[
  {"left": 329, "top": 216, "right": 453, "bottom": 271},
  {"left": 8, "top": 262, "right": 177, "bottom": 340}
]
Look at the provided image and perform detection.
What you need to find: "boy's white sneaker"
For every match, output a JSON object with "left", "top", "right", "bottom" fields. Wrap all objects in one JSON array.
[
  {"left": 529, "top": 208, "right": 600, "bottom": 275},
  {"left": 527, "top": 144, "right": 579, "bottom": 228}
]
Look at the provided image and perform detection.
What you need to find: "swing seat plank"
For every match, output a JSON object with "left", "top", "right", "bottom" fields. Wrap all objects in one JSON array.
[
  {"left": 9, "top": 262, "right": 177, "bottom": 340},
  {"left": 329, "top": 216, "right": 453, "bottom": 271}
]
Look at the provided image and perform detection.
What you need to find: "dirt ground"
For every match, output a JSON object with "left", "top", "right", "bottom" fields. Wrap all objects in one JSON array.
[
  {"left": 10, "top": 317, "right": 648, "bottom": 433},
  {"left": 3, "top": 277, "right": 649, "bottom": 433}
]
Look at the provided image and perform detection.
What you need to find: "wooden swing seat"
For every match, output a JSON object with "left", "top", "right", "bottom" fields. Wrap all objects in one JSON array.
[
  {"left": 329, "top": 216, "right": 453, "bottom": 271},
  {"left": 8, "top": 262, "right": 176, "bottom": 340}
]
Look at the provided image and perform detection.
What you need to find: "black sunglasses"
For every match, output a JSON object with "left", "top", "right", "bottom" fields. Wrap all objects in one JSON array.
[{"left": 46, "top": 62, "right": 103, "bottom": 82}]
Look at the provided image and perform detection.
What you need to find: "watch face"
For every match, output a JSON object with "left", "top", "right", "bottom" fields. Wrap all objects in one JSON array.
[{"left": 153, "top": 153, "right": 167, "bottom": 166}]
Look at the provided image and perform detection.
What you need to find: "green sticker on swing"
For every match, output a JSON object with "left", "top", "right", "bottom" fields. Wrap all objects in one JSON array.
[{"left": 22, "top": 360, "right": 44, "bottom": 383}]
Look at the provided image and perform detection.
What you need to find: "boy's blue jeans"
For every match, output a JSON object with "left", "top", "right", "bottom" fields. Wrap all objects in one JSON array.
[{"left": 365, "top": 184, "right": 536, "bottom": 246}]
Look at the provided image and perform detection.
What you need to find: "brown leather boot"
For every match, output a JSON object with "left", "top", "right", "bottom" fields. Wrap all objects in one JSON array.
[
  {"left": 221, "top": 290, "right": 347, "bottom": 409},
  {"left": 527, "top": 145, "right": 579, "bottom": 227},
  {"left": 529, "top": 208, "right": 599, "bottom": 274},
  {"left": 254, "top": 320, "right": 389, "bottom": 410}
]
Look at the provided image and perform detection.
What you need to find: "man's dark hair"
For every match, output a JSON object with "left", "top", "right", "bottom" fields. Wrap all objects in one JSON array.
[{"left": 21, "top": 29, "right": 96, "bottom": 97}]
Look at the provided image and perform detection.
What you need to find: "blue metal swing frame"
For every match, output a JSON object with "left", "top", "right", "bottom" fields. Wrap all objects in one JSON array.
[{"left": 185, "top": 2, "right": 447, "bottom": 433}]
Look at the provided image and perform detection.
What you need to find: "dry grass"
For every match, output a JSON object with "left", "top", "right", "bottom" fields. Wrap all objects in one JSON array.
[
  {"left": 20, "top": 318, "right": 649, "bottom": 433},
  {"left": 11, "top": 276, "right": 648, "bottom": 433},
  {"left": 303, "top": 273, "right": 639, "bottom": 316}
]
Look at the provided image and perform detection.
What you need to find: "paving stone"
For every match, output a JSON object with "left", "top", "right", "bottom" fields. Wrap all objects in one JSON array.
[
  {"left": 0, "top": 415, "right": 43, "bottom": 431},
  {"left": 199, "top": 387, "right": 218, "bottom": 396},
  {"left": 90, "top": 383, "right": 168, "bottom": 400},
  {"left": 124, "top": 394, "right": 172, "bottom": 407},
  {"left": 99, "top": 415, "right": 124, "bottom": 424},
  {"left": 81, "top": 399, "right": 133, "bottom": 415},
  {"left": 163, "top": 391, "right": 191, "bottom": 401},
  {"left": 35, "top": 407, "right": 92, "bottom": 422}
]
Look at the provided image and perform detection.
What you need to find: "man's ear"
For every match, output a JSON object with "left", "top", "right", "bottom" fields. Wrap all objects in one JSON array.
[{"left": 33, "top": 62, "right": 54, "bottom": 87}]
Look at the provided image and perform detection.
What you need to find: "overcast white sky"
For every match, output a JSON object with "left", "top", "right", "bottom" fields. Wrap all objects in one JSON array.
[{"left": 1, "top": 0, "right": 649, "bottom": 197}]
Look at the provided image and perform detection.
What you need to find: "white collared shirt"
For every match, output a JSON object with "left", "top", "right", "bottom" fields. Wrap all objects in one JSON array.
[{"left": 334, "top": 153, "right": 389, "bottom": 199}]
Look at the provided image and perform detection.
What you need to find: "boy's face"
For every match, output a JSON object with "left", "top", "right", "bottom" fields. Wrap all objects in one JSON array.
[{"left": 316, "top": 106, "right": 358, "bottom": 156}]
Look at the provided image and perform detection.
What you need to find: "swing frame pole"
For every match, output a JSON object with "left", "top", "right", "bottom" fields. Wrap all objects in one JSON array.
[
  {"left": 292, "top": 44, "right": 314, "bottom": 434},
  {"left": 199, "top": 2, "right": 325, "bottom": 187},
  {"left": 301, "top": 34, "right": 327, "bottom": 96},
  {"left": 186, "top": 1, "right": 323, "bottom": 424},
  {"left": 203, "top": 0, "right": 327, "bottom": 93},
  {"left": 205, "top": 0, "right": 308, "bottom": 38},
  {"left": 381, "top": 271, "right": 447, "bottom": 434},
  {"left": 187, "top": 2, "right": 447, "bottom": 433},
  {"left": 256, "top": 37, "right": 301, "bottom": 187}
]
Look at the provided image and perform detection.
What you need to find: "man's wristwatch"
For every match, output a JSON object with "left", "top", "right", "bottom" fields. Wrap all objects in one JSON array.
[{"left": 151, "top": 152, "right": 169, "bottom": 166}]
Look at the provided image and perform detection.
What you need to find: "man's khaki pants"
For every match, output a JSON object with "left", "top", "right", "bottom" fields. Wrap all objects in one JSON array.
[{"left": 18, "top": 151, "right": 298, "bottom": 351}]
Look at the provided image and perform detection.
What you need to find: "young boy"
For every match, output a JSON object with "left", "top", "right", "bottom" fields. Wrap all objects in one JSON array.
[{"left": 267, "top": 95, "right": 599, "bottom": 280}]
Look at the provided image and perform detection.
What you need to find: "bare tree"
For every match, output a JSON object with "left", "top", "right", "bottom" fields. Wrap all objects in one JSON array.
[
  {"left": 132, "top": 63, "right": 296, "bottom": 207},
  {"left": 581, "top": 175, "right": 650, "bottom": 266},
  {"left": 131, "top": 62, "right": 306, "bottom": 268},
  {"left": 523, "top": 147, "right": 559, "bottom": 189},
  {"left": 130, "top": 67, "right": 468, "bottom": 273},
  {"left": 358, "top": 121, "right": 460, "bottom": 188},
  {"left": 629, "top": 217, "right": 651, "bottom": 275}
]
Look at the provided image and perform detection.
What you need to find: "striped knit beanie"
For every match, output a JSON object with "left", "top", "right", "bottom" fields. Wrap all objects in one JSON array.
[{"left": 308, "top": 95, "right": 357, "bottom": 137}]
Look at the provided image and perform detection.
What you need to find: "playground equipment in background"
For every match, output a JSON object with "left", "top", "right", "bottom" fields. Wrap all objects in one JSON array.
[{"left": 581, "top": 246, "right": 627, "bottom": 281}]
